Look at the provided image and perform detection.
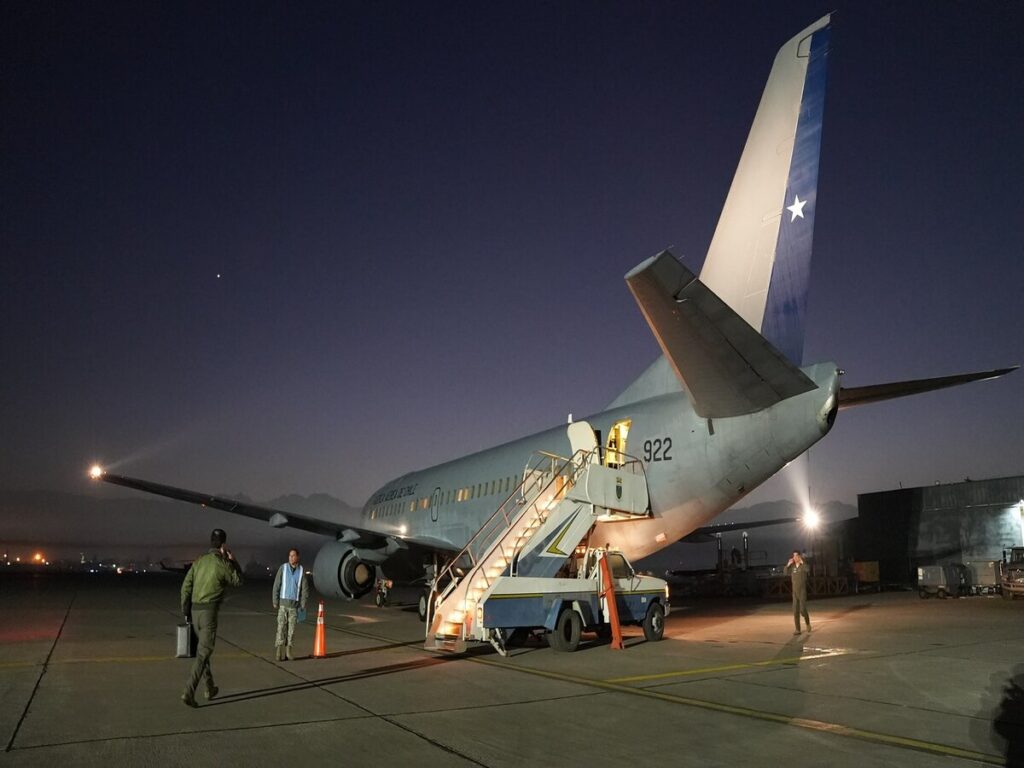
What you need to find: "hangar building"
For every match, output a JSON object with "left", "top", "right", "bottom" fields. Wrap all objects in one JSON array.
[{"left": 853, "top": 475, "right": 1024, "bottom": 585}]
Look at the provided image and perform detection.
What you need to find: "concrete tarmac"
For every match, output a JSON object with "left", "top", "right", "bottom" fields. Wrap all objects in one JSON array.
[{"left": 1, "top": 572, "right": 1022, "bottom": 767}]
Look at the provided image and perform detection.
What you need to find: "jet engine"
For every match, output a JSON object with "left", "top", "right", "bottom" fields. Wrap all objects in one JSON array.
[{"left": 312, "top": 542, "right": 378, "bottom": 599}]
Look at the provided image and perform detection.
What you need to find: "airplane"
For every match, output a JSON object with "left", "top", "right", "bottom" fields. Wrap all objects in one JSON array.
[{"left": 89, "top": 15, "right": 1015, "bottom": 622}]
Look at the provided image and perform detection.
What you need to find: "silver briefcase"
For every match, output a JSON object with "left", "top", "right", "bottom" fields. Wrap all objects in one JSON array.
[{"left": 176, "top": 622, "right": 196, "bottom": 658}]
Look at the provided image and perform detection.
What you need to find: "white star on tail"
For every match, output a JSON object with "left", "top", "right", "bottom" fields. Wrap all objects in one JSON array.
[{"left": 787, "top": 194, "right": 808, "bottom": 222}]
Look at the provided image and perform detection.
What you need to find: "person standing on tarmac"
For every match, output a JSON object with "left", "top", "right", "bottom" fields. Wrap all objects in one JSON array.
[
  {"left": 180, "top": 528, "right": 243, "bottom": 708},
  {"left": 785, "top": 550, "right": 811, "bottom": 635},
  {"left": 272, "top": 548, "right": 308, "bottom": 660}
]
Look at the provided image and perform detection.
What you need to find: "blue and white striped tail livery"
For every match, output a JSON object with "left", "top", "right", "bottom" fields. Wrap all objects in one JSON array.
[{"left": 700, "top": 15, "right": 832, "bottom": 366}]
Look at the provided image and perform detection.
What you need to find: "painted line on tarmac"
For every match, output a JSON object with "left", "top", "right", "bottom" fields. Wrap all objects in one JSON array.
[
  {"left": 0, "top": 653, "right": 252, "bottom": 671},
  {"left": 473, "top": 658, "right": 1003, "bottom": 765},
  {"left": 605, "top": 648, "right": 851, "bottom": 683},
  {"left": 5, "top": 590, "right": 77, "bottom": 752}
]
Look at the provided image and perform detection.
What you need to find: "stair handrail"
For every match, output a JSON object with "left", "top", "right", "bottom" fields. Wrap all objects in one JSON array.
[{"left": 429, "top": 448, "right": 593, "bottom": 621}]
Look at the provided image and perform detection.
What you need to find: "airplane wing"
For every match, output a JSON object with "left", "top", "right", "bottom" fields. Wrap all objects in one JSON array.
[
  {"left": 679, "top": 516, "right": 801, "bottom": 543},
  {"left": 838, "top": 366, "right": 1018, "bottom": 409},
  {"left": 625, "top": 250, "right": 817, "bottom": 418},
  {"left": 94, "top": 470, "right": 457, "bottom": 552}
]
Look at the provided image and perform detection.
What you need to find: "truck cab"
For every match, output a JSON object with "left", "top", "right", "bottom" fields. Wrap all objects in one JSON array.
[{"left": 1002, "top": 547, "right": 1024, "bottom": 600}]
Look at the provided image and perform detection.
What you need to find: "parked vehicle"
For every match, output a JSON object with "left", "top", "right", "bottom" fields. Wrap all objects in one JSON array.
[
  {"left": 477, "top": 548, "right": 670, "bottom": 653},
  {"left": 1002, "top": 548, "right": 1024, "bottom": 600},
  {"left": 917, "top": 564, "right": 967, "bottom": 599},
  {"left": 964, "top": 561, "right": 1001, "bottom": 595}
]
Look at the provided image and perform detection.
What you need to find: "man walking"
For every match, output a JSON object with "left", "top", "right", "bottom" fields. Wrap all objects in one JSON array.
[
  {"left": 272, "top": 548, "right": 308, "bottom": 660},
  {"left": 785, "top": 550, "right": 811, "bottom": 635},
  {"left": 180, "top": 528, "right": 243, "bottom": 707}
]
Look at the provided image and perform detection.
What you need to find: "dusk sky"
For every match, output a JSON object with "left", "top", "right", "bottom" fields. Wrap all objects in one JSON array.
[{"left": 3, "top": 1, "right": 1022, "bottom": 545}]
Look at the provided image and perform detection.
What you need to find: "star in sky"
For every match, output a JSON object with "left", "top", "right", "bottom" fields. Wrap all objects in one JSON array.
[{"left": 787, "top": 194, "right": 807, "bottom": 222}]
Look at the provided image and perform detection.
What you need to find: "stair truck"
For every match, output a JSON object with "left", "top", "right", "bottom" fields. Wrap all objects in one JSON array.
[
  {"left": 479, "top": 547, "right": 670, "bottom": 654},
  {"left": 426, "top": 439, "right": 669, "bottom": 654}
]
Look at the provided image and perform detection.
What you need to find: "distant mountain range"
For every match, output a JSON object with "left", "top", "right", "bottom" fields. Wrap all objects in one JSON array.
[
  {"left": 0, "top": 487, "right": 361, "bottom": 563},
  {"left": 0, "top": 487, "right": 855, "bottom": 571},
  {"left": 636, "top": 499, "right": 858, "bottom": 572}
]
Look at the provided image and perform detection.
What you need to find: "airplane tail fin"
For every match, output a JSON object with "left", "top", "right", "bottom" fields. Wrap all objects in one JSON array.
[
  {"left": 699, "top": 14, "right": 832, "bottom": 366},
  {"left": 607, "top": 15, "right": 832, "bottom": 412}
]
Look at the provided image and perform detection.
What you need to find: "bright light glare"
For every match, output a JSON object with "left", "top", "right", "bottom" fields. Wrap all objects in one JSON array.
[
  {"left": 33, "top": 553, "right": 43, "bottom": 562},
  {"left": 89, "top": 465, "right": 104, "bottom": 479},
  {"left": 803, "top": 508, "right": 821, "bottom": 530}
]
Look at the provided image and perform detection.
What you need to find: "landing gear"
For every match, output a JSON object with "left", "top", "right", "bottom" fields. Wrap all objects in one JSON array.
[
  {"left": 643, "top": 602, "right": 665, "bottom": 642},
  {"left": 547, "top": 607, "right": 582, "bottom": 652},
  {"left": 417, "top": 589, "right": 435, "bottom": 622}
]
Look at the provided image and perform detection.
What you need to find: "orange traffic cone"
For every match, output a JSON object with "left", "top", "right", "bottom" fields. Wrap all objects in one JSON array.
[{"left": 313, "top": 600, "right": 327, "bottom": 658}]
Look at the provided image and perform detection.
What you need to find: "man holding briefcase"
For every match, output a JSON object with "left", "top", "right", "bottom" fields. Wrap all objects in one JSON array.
[{"left": 180, "top": 528, "right": 243, "bottom": 708}]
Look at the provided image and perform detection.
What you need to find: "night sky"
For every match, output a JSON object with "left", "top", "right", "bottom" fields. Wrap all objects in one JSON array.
[{"left": 3, "top": 2, "right": 1022, "bottom": 549}]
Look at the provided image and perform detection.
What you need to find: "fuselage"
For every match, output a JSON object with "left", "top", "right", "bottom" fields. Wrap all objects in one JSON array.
[{"left": 361, "top": 361, "right": 841, "bottom": 564}]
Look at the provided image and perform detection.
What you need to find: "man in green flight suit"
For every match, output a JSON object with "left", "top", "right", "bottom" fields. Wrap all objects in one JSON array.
[
  {"left": 784, "top": 550, "right": 811, "bottom": 635},
  {"left": 180, "top": 528, "right": 243, "bottom": 707}
]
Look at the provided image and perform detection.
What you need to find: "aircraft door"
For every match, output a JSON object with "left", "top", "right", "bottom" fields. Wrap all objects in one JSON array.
[
  {"left": 605, "top": 419, "right": 631, "bottom": 468},
  {"left": 430, "top": 487, "right": 441, "bottom": 523},
  {"left": 567, "top": 421, "right": 599, "bottom": 463}
]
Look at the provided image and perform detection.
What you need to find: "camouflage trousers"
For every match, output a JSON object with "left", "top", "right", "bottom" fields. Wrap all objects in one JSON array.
[{"left": 276, "top": 604, "right": 298, "bottom": 647}]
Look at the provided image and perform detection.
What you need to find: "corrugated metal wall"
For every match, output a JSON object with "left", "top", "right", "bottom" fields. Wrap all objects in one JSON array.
[{"left": 856, "top": 476, "right": 1024, "bottom": 583}]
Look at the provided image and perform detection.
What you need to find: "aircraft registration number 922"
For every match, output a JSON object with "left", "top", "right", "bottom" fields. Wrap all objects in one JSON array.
[{"left": 642, "top": 437, "right": 673, "bottom": 462}]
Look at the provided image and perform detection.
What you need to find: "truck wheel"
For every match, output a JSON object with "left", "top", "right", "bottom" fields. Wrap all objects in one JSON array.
[
  {"left": 643, "top": 602, "right": 665, "bottom": 642},
  {"left": 937, "top": 588, "right": 947, "bottom": 599},
  {"left": 548, "top": 608, "right": 582, "bottom": 652},
  {"left": 919, "top": 589, "right": 928, "bottom": 599}
]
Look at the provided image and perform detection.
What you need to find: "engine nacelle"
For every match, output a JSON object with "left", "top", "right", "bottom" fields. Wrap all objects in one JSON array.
[{"left": 312, "top": 542, "right": 379, "bottom": 599}]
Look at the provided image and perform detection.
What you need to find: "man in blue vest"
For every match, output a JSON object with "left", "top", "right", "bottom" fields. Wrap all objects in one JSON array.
[{"left": 272, "top": 548, "right": 308, "bottom": 660}]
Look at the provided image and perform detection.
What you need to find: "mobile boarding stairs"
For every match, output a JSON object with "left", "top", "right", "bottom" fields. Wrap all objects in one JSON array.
[{"left": 425, "top": 426, "right": 651, "bottom": 653}]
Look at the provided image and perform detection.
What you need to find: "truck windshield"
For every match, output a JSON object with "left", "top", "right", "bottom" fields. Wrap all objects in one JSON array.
[{"left": 607, "top": 553, "right": 632, "bottom": 579}]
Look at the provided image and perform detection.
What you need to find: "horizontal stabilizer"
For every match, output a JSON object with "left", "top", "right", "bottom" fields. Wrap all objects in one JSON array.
[
  {"left": 680, "top": 516, "right": 800, "bottom": 543},
  {"left": 625, "top": 250, "right": 816, "bottom": 418},
  {"left": 838, "top": 366, "right": 1018, "bottom": 409}
]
